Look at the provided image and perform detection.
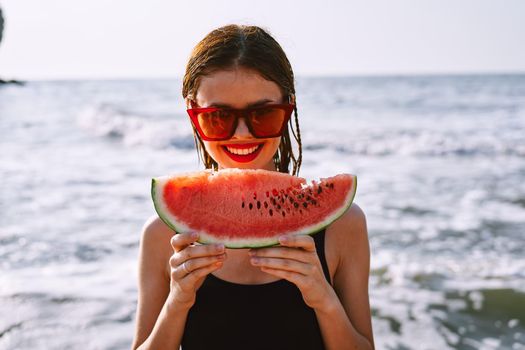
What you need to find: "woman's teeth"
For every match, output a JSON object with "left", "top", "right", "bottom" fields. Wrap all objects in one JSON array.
[{"left": 225, "top": 145, "right": 260, "bottom": 155}]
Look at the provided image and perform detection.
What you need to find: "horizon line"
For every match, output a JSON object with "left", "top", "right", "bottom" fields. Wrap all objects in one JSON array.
[{"left": 3, "top": 70, "right": 525, "bottom": 83}]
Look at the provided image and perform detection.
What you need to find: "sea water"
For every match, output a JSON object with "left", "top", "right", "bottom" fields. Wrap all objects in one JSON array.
[{"left": 1, "top": 74, "right": 524, "bottom": 349}]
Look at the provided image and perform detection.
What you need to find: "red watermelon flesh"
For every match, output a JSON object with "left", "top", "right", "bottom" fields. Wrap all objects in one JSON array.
[{"left": 151, "top": 169, "right": 357, "bottom": 248}]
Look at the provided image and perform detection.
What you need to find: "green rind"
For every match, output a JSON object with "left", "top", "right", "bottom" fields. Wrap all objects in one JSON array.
[
  {"left": 151, "top": 178, "right": 179, "bottom": 233},
  {"left": 151, "top": 174, "right": 357, "bottom": 249}
]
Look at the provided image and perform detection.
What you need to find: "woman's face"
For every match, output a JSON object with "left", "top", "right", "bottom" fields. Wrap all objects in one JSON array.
[{"left": 191, "top": 67, "right": 284, "bottom": 170}]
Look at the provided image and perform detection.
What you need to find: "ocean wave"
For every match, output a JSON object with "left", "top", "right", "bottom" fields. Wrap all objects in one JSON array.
[
  {"left": 76, "top": 104, "right": 195, "bottom": 149},
  {"left": 304, "top": 129, "right": 525, "bottom": 157}
]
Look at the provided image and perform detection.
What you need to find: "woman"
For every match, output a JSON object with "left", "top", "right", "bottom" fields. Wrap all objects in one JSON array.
[{"left": 132, "top": 24, "right": 374, "bottom": 350}]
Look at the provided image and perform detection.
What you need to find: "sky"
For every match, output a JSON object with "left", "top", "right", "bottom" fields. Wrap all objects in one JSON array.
[{"left": 0, "top": 0, "right": 524, "bottom": 80}]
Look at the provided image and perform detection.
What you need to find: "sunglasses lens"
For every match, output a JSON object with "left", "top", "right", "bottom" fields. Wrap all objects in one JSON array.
[
  {"left": 197, "top": 110, "right": 236, "bottom": 139},
  {"left": 248, "top": 107, "right": 287, "bottom": 137}
]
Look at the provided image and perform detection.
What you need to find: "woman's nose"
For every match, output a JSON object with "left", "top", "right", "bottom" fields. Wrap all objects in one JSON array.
[{"left": 232, "top": 118, "right": 253, "bottom": 138}]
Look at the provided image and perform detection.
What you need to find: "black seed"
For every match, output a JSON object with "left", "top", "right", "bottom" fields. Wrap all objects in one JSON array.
[
  {"left": 302, "top": 202, "right": 308, "bottom": 208},
  {"left": 242, "top": 202, "right": 245, "bottom": 208},
  {"left": 312, "top": 200, "right": 317, "bottom": 205},
  {"left": 269, "top": 209, "right": 273, "bottom": 216},
  {"left": 299, "top": 209, "right": 303, "bottom": 215},
  {"left": 298, "top": 194, "right": 304, "bottom": 199},
  {"left": 257, "top": 201, "right": 261, "bottom": 209},
  {"left": 294, "top": 202, "right": 299, "bottom": 208},
  {"left": 271, "top": 198, "right": 276, "bottom": 205},
  {"left": 264, "top": 201, "right": 268, "bottom": 208},
  {"left": 282, "top": 211, "right": 286, "bottom": 217},
  {"left": 277, "top": 204, "right": 281, "bottom": 210},
  {"left": 317, "top": 186, "right": 322, "bottom": 194},
  {"left": 249, "top": 203, "right": 253, "bottom": 210},
  {"left": 289, "top": 197, "right": 294, "bottom": 203}
]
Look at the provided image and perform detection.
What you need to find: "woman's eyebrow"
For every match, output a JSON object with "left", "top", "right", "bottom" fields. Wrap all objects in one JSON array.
[{"left": 208, "top": 99, "right": 275, "bottom": 108}]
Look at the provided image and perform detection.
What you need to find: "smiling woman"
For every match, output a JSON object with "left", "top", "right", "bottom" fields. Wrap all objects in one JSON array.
[{"left": 131, "top": 24, "right": 374, "bottom": 350}]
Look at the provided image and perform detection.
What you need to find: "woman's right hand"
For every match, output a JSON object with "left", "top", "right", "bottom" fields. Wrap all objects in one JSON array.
[{"left": 167, "top": 232, "right": 226, "bottom": 309}]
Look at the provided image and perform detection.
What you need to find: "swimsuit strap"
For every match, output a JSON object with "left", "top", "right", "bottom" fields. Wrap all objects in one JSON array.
[{"left": 313, "top": 229, "right": 331, "bottom": 285}]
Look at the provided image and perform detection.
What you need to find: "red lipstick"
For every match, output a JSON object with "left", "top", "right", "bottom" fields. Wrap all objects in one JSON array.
[{"left": 222, "top": 143, "right": 264, "bottom": 163}]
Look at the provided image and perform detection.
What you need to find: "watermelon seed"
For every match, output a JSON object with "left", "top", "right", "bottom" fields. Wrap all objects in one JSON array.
[
  {"left": 289, "top": 197, "right": 294, "bottom": 204},
  {"left": 249, "top": 203, "right": 253, "bottom": 210},
  {"left": 277, "top": 204, "right": 281, "bottom": 210},
  {"left": 299, "top": 209, "right": 303, "bottom": 215},
  {"left": 294, "top": 202, "right": 299, "bottom": 208},
  {"left": 317, "top": 187, "right": 322, "bottom": 194},
  {"left": 264, "top": 201, "right": 268, "bottom": 208},
  {"left": 302, "top": 202, "right": 308, "bottom": 208},
  {"left": 257, "top": 201, "right": 261, "bottom": 209},
  {"left": 266, "top": 191, "right": 270, "bottom": 197},
  {"left": 269, "top": 209, "right": 273, "bottom": 216},
  {"left": 272, "top": 189, "right": 279, "bottom": 196},
  {"left": 282, "top": 211, "right": 286, "bottom": 217},
  {"left": 242, "top": 202, "right": 245, "bottom": 208}
]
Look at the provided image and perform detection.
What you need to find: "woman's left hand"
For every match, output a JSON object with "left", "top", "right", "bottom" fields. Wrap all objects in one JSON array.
[{"left": 249, "top": 235, "right": 333, "bottom": 310}]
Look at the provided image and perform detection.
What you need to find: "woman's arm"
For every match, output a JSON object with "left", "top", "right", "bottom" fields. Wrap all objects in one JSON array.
[
  {"left": 249, "top": 204, "right": 374, "bottom": 349},
  {"left": 131, "top": 217, "right": 225, "bottom": 350},
  {"left": 315, "top": 204, "right": 374, "bottom": 349},
  {"left": 131, "top": 217, "right": 189, "bottom": 350}
]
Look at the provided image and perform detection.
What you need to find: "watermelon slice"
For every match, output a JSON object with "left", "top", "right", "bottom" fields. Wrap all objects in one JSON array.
[{"left": 151, "top": 169, "right": 357, "bottom": 248}]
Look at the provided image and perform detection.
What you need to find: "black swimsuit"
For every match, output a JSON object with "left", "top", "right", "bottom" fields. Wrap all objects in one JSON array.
[{"left": 181, "top": 229, "right": 330, "bottom": 350}]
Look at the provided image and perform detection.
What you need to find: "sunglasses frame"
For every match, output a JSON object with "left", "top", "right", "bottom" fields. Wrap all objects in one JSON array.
[{"left": 187, "top": 103, "right": 295, "bottom": 141}]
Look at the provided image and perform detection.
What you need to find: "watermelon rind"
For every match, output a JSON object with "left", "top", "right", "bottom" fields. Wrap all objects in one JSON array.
[{"left": 151, "top": 172, "right": 357, "bottom": 249}]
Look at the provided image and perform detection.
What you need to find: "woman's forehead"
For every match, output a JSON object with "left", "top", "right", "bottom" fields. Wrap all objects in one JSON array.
[{"left": 195, "top": 68, "right": 283, "bottom": 108}]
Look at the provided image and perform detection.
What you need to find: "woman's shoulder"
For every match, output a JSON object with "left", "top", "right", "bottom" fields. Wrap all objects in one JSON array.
[
  {"left": 325, "top": 203, "right": 369, "bottom": 274},
  {"left": 327, "top": 203, "right": 367, "bottom": 237},
  {"left": 139, "top": 215, "right": 175, "bottom": 262}
]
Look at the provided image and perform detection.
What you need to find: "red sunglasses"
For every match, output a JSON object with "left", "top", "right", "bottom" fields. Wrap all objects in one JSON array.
[{"left": 187, "top": 103, "right": 294, "bottom": 141}]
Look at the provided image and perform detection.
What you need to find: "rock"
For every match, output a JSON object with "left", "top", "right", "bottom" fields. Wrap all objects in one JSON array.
[{"left": 0, "top": 79, "right": 25, "bottom": 85}]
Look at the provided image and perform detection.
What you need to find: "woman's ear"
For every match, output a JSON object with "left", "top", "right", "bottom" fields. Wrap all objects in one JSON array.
[{"left": 185, "top": 98, "right": 193, "bottom": 109}]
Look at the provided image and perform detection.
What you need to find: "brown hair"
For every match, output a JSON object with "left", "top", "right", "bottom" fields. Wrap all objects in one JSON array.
[{"left": 182, "top": 24, "right": 302, "bottom": 175}]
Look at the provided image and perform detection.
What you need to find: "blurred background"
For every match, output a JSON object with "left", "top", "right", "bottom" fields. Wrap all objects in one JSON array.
[{"left": 1, "top": 1, "right": 524, "bottom": 349}]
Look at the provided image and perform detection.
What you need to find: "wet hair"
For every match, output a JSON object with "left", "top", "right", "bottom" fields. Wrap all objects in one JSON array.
[{"left": 182, "top": 24, "right": 302, "bottom": 175}]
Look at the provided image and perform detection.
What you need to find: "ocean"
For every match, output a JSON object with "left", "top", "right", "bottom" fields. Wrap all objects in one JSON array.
[{"left": 1, "top": 74, "right": 524, "bottom": 349}]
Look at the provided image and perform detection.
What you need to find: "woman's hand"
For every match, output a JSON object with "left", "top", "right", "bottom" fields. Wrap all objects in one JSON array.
[
  {"left": 167, "top": 232, "right": 226, "bottom": 309},
  {"left": 249, "top": 235, "right": 333, "bottom": 310}
]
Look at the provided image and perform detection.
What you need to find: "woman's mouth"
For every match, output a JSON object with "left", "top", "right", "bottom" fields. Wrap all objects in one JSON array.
[{"left": 221, "top": 143, "right": 264, "bottom": 163}]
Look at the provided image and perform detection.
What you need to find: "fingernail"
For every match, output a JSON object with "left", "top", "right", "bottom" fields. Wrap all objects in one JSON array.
[
  {"left": 279, "top": 236, "right": 288, "bottom": 244},
  {"left": 216, "top": 244, "right": 224, "bottom": 251},
  {"left": 191, "top": 232, "right": 198, "bottom": 239},
  {"left": 248, "top": 250, "right": 256, "bottom": 256},
  {"left": 251, "top": 257, "right": 259, "bottom": 264}
]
